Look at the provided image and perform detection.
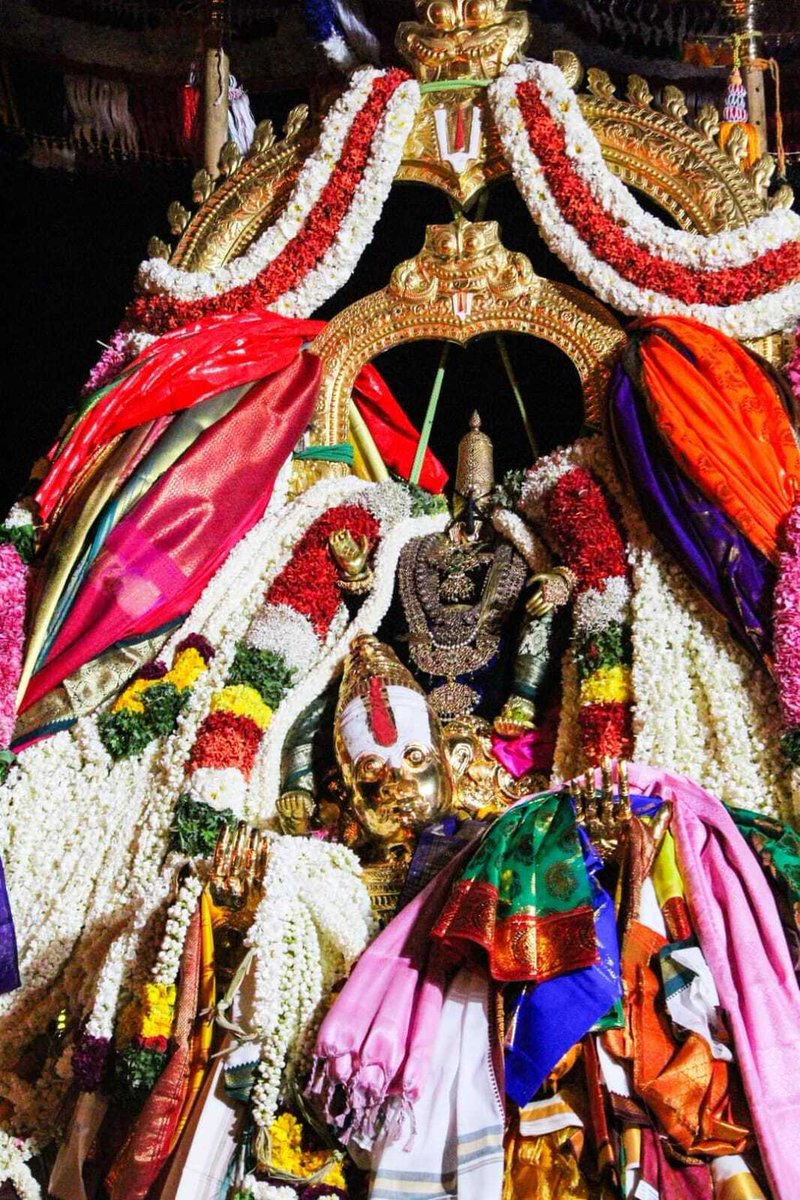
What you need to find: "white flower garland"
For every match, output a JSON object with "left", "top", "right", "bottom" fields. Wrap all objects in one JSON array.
[
  {"left": 528, "top": 59, "right": 800, "bottom": 271},
  {"left": 135, "top": 70, "right": 421, "bottom": 327},
  {"left": 489, "top": 61, "right": 800, "bottom": 338},
  {"left": 534, "top": 435, "right": 795, "bottom": 818},
  {"left": 0, "top": 1133, "right": 39, "bottom": 1200},
  {"left": 151, "top": 873, "right": 203, "bottom": 987},
  {"left": 246, "top": 835, "right": 373, "bottom": 1134},
  {"left": 137, "top": 69, "right": 379, "bottom": 302},
  {"left": 246, "top": 507, "right": 448, "bottom": 824}
]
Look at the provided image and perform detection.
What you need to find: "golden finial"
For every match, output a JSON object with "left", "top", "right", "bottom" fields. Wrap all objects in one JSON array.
[{"left": 455, "top": 410, "right": 494, "bottom": 510}]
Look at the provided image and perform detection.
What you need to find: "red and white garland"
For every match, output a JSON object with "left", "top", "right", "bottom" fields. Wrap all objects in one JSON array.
[
  {"left": 127, "top": 68, "right": 420, "bottom": 340},
  {"left": 489, "top": 60, "right": 800, "bottom": 339}
]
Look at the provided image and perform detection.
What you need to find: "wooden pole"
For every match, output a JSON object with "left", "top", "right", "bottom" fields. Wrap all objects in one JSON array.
[
  {"left": 203, "top": 0, "right": 230, "bottom": 178},
  {"left": 741, "top": 1, "right": 768, "bottom": 155}
]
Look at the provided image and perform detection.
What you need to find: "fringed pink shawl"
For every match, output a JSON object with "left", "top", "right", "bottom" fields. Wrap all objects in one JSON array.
[
  {"left": 308, "top": 843, "right": 476, "bottom": 1152},
  {"left": 627, "top": 763, "right": 800, "bottom": 1200}
]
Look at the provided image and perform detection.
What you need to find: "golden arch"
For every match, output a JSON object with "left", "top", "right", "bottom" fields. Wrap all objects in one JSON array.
[{"left": 305, "top": 218, "right": 626, "bottom": 460}]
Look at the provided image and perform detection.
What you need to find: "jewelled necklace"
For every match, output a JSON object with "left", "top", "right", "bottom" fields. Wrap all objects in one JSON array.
[{"left": 398, "top": 533, "right": 527, "bottom": 719}]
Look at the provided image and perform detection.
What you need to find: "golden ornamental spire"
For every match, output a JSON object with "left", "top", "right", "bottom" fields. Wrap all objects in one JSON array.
[{"left": 396, "top": 0, "right": 530, "bottom": 82}]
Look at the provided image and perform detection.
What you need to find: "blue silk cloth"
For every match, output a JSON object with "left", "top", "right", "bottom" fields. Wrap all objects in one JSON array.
[
  {"left": 0, "top": 853, "right": 19, "bottom": 995},
  {"left": 609, "top": 357, "right": 775, "bottom": 665},
  {"left": 504, "top": 830, "right": 621, "bottom": 1105}
]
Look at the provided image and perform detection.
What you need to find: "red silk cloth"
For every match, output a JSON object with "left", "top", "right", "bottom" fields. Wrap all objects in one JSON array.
[
  {"left": 36, "top": 309, "right": 446, "bottom": 527},
  {"left": 23, "top": 353, "right": 321, "bottom": 712},
  {"left": 635, "top": 315, "right": 800, "bottom": 562}
]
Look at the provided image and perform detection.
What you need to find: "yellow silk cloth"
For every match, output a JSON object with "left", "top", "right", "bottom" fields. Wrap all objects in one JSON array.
[
  {"left": 169, "top": 887, "right": 216, "bottom": 1152},
  {"left": 637, "top": 315, "right": 800, "bottom": 562},
  {"left": 504, "top": 1129, "right": 598, "bottom": 1200}
]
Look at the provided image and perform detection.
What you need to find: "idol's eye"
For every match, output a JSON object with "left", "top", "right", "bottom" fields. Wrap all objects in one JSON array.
[
  {"left": 404, "top": 746, "right": 428, "bottom": 767},
  {"left": 355, "top": 755, "right": 384, "bottom": 782}
]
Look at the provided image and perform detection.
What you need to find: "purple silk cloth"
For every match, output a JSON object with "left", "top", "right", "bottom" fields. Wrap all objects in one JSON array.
[
  {"left": 23, "top": 353, "right": 321, "bottom": 712},
  {"left": 609, "top": 361, "right": 775, "bottom": 665},
  {"left": 626, "top": 763, "right": 800, "bottom": 1200},
  {"left": 0, "top": 852, "right": 19, "bottom": 995}
]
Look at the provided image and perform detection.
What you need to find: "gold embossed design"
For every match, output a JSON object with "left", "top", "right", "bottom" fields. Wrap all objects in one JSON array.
[
  {"left": 307, "top": 218, "right": 625, "bottom": 456},
  {"left": 168, "top": 112, "right": 313, "bottom": 272},
  {"left": 397, "top": 0, "right": 531, "bottom": 83},
  {"left": 434, "top": 878, "right": 598, "bottom": 981}
]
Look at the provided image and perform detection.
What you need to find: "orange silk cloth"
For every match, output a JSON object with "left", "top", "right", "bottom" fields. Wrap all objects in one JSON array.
[
  {"left": 606, "top": 920, "right": 750, "bottom": 1159},
  {"left": 636, "top": 316, "right": 800, "bottom": 562}
]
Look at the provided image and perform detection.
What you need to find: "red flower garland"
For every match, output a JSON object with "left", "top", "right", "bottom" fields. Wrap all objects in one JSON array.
[
  {"left": 267, "top": 504, "right": 380, "bottom": 638},
  {"left": 190, "top": 710, "right": 263, "bottom": 776},
  {"left": 579, "top": 701, "right": 631, "bottom": 764},
  {"left": 128, "top": 71, "right": 409, "bottom": 337},
  {"left": 545, "top": 470, "right": 628, "bottom": 592},
  {"left": 517, "top": 82, "right": 800, "bottom": 308}
]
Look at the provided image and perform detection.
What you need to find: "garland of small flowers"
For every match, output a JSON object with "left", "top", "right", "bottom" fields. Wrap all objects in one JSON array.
[
  {"left": 98, "top": 634, "right": 215, "bottom": 761},
  {"left": 112, "top": 872, "right": 203, "bottom": 1104},
  {"left": 773, "top": 501, "right": 800, "bottom": 764},
  {"left": 521, "top": 459, "right": 634, "bottom": 764},
  {"left": 0, "top": 1133, "right": 39, "bottom": 1200},
  {"left": 246, "top": 836, "right": 373, "bottom": 1160},
  {"left": 173, "top": 504, "right": 381, "bottom": 850},
  {"left": 489, "top": 60, "right": 800, "bottom": 338},
  {"left": 0, "top": 503, "right": 36, "bottom": 753}
]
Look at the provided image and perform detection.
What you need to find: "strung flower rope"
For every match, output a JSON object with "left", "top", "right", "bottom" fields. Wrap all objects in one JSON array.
[
  {"left": 246, "top": 837, "right": 373, "bottom": 1154},
  {"left": 773, "top": 501, "right": 800, "bottom": 764},
  {"left": 113, "top": 872, "right": 203, "bottom": 1104},
  {"left": 99, "top": 634, "right": 215, "bottom": 761},
  {"left": 0, "top": 1133, "right": 38, "bottom": 1200},
  {"left": 489, "top": 60, "right": 800, "bottom": 338},
  {"left": 521, "top": 460, "right": 633, "bottom": 764}
]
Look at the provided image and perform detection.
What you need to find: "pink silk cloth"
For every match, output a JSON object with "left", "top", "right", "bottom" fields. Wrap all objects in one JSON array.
[
  {"left": 22, "top": 353, "right": 321, "bottom": 712},
  {"left": 624, "top": 762, "right": 800, "bottom": 1200},
  {"left": 309, "top": 841, "right": 479, "bottom": 1152},
  {"left": 491, "top": 706, "right": 560, "bottom": 779}
]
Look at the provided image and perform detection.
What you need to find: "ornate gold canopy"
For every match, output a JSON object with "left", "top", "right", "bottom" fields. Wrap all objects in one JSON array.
[{"left": 305, "top": 216, "right": 624, "bottom": 465}]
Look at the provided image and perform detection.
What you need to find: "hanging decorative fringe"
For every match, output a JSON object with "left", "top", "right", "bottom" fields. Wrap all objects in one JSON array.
[
  {"left": 65, "top": 75, "right": 140, "bottom": 156},
  {"left": 181, "top": 65, "right": 201, "bottom": 156},
  {"left": 718, "top": 35, "right": 761, "bottom": 169},
  {"left": 227, "top": 74, "right": 256, "bottom": 154},
  {"left": 722, "top": 65, "right": 749, "bottom": 123}
]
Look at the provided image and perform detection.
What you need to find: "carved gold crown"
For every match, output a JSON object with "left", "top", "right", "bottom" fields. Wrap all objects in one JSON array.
[{"left": 397, "top": 0, "right": 530, "bottom": 82}]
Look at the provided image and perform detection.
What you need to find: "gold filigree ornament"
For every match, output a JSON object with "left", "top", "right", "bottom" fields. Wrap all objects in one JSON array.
[{"left": 397, "top": 0, "right": 531, "bottom": 84}]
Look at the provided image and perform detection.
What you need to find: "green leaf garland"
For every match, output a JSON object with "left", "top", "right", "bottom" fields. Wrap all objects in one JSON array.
[
  {"left": 227, "top": 644, "right": 295, "bottom": 709},
  {"left": 169, "top": 794, "right": 238, "bottom": 857}
]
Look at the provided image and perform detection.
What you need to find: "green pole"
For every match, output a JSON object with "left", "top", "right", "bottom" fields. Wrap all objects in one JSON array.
[
  {"left": 410, "top": 342, "right": 452, "bottom": 486},
  {"left": 495, "top": 333, "right": 538, "bottom": 459}
]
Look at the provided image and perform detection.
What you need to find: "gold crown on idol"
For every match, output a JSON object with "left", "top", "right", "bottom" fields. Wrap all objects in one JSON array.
[{"left": 455, "top": 410, "right": 495, "bottom": 505}]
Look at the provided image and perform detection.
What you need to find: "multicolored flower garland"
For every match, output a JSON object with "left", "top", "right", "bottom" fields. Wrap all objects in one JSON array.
[
  {"left": 98, "top": 634, "right": 215, "bottom": 761},
  {"left": 489, "top": 60, "right": 800, "bottom": 338},
  {"left": 112, "top": 872, "right": 203, "bottom": 1102},
  {"left": 521, "top": 458, "right": 634, "bottom": 764},
  {"left": 174, "top": 504, "right": 381, "bottom": 849}
]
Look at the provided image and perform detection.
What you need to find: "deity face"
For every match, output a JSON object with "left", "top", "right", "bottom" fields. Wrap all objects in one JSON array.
[{"left": 338, "top": 685, "right": 453, "bottom": 850}]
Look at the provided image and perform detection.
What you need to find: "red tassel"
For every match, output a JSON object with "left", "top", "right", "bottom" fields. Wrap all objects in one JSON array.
[{"left": 180, "top": 83, "right": 200, "bottom": 154}]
